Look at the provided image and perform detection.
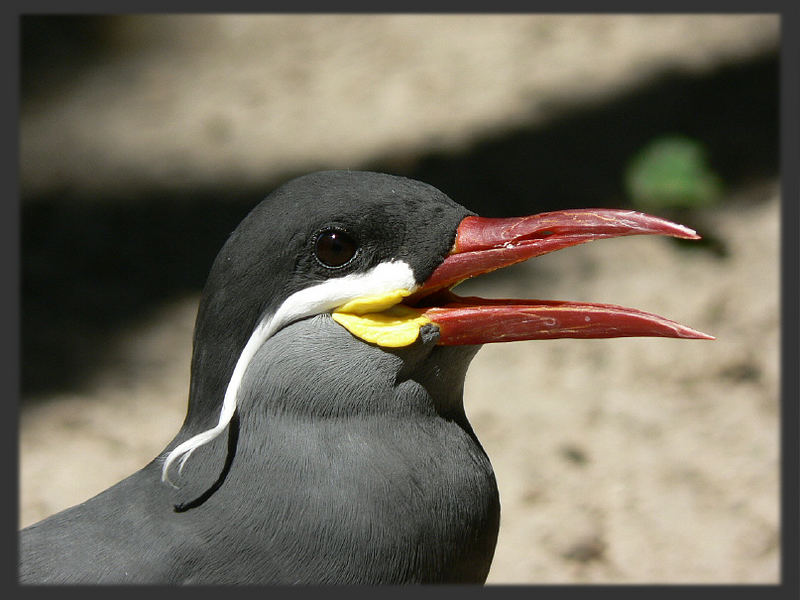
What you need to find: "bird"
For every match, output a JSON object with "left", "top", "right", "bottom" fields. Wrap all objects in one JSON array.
[{"left": 19, "top": 170, "right": 712, "bottom": 584}]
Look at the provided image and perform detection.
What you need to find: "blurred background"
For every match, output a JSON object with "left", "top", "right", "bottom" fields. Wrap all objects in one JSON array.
[{"left": 19, "top": 14, "right": 780, "bottom": 583}]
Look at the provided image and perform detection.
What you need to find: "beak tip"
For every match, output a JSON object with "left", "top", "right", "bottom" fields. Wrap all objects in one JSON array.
[
  {"left": 685, "top": 328, "right": 715, "bottom": 340},
  {"left": 670, "top": 223, "right": 701, "bottom": 240}
]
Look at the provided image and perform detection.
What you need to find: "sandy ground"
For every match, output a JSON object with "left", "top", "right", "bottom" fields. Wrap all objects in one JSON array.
[
  {"left": 21, "top": 14, "right": 779, "bottom": 200},
  {"left": 18, "top": 15, "right": 781, "bottom": 584}
]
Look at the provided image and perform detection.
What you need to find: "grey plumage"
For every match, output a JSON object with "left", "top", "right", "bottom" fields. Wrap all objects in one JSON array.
[{"left": 20, "top": 172, "right": 497, "bottom": 584}]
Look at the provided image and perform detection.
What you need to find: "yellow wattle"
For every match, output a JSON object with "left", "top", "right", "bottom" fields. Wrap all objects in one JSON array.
[
  {"left": 331, "top": 290, "right": 431, "bottom": 348},
  {"left": 335, "top": 289, "right": 412, "bottom": 315}
]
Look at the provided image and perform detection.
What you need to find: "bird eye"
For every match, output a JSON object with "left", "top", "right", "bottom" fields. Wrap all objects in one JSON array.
[{"left": 314, "top": 229, "right": 358, "bottom": 268}]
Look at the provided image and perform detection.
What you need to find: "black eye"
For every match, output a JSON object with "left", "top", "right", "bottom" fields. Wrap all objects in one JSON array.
[{"left": 314, "top": 229, "right": 358, "bottom": 268}]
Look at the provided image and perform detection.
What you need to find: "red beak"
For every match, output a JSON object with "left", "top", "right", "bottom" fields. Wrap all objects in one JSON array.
[{"left": 409, "top": 209, "right": 714, "bottom": 344}]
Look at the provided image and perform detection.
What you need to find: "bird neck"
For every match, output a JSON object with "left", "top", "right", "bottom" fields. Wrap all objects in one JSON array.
[{"left": 236, "top": 314, "right": 481, "bottom": 420}]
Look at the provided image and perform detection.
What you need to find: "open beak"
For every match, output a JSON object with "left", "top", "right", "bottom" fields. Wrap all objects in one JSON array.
[{"left": 408, "top": 209, "right": 714, "bottom": 344}]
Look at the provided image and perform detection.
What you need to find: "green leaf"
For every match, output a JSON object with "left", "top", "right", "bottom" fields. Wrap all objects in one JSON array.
[{"left": 625, "top": 135, "right": 722, "bottom": 210}]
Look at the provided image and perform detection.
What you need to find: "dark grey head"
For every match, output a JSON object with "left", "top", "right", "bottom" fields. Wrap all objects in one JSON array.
[{"left": 165, "top": 171, "right": 475, "bottom": 488}]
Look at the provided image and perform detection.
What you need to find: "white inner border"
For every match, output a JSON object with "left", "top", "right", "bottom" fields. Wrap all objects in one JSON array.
[{"left": 161, "top": 260, "right": 417, "bottom": 486}]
